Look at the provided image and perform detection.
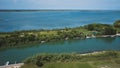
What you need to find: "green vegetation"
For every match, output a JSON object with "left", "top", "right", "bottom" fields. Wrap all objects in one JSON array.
[
  {"left": 0, "top": 20, "right": 120, "bottom": 48},
  {"left": 114, "top": 20, "right": 120, "bottom": 28},
  {"left": 0, "top": 27, "right": 88, "bottom": 48},
  {"left": 21, "top": 51, "right": 120, "bottom": 68},
  {"left": 21, "top": 64, "right": 39, "bottom": 68},
  {"left": 84, "top": 23, "right": 116, "bottom": 35},
  {"left": 22, "top": 62, "right": 93, "bottom": 68},
  {"left": 114, "top": 20, "right": 120, "bottom": 33}
]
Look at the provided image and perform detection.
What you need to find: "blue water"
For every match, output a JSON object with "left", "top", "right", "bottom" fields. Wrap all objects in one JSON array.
[
  {"left": 0, "top": 10, "right": 120, "bottom": 32},
  {"left": 0, "top": 37, "right": 120, "bottom": 65},
  {"left": 0, "top": 10, "right": 120, "bottom": 65}
]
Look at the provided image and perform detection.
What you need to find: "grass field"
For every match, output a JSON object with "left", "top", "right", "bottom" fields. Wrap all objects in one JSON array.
[{"left": 42, "top": 62, "right": 92, "bottom": 68}]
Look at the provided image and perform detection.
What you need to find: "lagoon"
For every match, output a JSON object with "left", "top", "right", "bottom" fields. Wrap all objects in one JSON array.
[{"left": 0, "top": 36, "right": 120, "bottom": 65}]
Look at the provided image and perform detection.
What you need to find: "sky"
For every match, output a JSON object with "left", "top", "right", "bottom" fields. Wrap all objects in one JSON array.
[{"left": 0, "top": 0, "right": 120, "bottom": 10}]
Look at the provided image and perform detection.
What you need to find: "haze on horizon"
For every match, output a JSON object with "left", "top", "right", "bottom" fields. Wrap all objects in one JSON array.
[{"left": 0, "top": 0, "right": 120, "bottom": 10}]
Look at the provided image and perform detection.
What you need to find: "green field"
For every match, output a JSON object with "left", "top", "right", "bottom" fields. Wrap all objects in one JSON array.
[{"left": 42, "top": 62, "right": 92, "bottom": 68}]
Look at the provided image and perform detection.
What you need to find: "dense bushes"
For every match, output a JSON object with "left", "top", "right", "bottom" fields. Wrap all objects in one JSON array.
[
  {"left": 102, "top": 27, "right": 116, "bottom": 35},
  {"left": 0, "top": 28, "right": 86, "bottom": 47},
  {"left": 24, "top": 51, "right": 120, "bottom": 67},
  {"left": 114, "top": 20, "right": 120, "bottom": 33},
  {"left": 0, "top": 33, "right": 39, "bottom": 47},
  {"left": 114, "top": 20, "right": 120, "bottom": 28},
  {"left": 24, "top": 53, "right": 81, "bottom": 64},
  {"left": 84, "top": 23, "right": 116, "bottom": 35}
]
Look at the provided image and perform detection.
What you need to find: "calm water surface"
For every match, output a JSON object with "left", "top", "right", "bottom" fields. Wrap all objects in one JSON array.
[
  {"left": 0, "top": 37, "right": 120, "bottom": 65},
  {"left": 0, "top": 10, "right": 120, "bottom": 32}
]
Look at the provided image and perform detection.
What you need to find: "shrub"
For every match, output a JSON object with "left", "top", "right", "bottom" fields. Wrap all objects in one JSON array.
[{"left": 114, "top": 20, "right": 120, "bottom": 28}]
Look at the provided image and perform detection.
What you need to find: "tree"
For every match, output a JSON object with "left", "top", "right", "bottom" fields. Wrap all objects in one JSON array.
[
  {"left": 114, "top": 20, "right": 120, "bottom": 28},
  {"left": 87, "top": 24, "right": 95, "bottom": 31},
  {"left": 103, "top": 27, "right": 116, "bottom": 35}
]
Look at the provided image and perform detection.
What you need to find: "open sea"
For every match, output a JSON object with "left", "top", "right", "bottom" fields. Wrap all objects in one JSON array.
[{"left": 0, "top": 10, "right": 120, "bottom": 32}]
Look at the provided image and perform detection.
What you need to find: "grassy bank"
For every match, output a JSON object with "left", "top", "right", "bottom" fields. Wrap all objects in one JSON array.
[
  {"left": 0, "top": 27, "right": 89, "bottom": 48},
  {"left": 21, "top": 51, "right": 120, "bottom": 68}
]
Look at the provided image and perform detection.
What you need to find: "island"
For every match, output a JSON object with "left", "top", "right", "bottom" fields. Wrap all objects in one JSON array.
[{"left": 0, "top": 20, "right": 120, "bottom": 48}]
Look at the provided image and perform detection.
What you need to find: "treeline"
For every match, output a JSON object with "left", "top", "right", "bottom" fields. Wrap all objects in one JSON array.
[
  {"left": 84, "top": 20, "right": 120, "bottom": 35},
  {"left": 24, "top": 51, "right": 120, "bottom": 67},
  {"left": 84, "top": 23, "right": 116, "bottom": 35}
]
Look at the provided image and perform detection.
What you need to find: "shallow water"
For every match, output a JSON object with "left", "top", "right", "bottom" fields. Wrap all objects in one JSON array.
[{"left": 0, "top": 37, "right": 120, "bottom": 65}]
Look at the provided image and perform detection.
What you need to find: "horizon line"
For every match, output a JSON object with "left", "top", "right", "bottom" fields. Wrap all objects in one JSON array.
[{"left": 0, "top": 9, "right": 120, "bottom": 11}]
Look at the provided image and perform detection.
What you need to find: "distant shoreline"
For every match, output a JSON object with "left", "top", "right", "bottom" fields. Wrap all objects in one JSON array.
[{"left": 0, "top": 10, "right": 120, "bottom": 12}]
